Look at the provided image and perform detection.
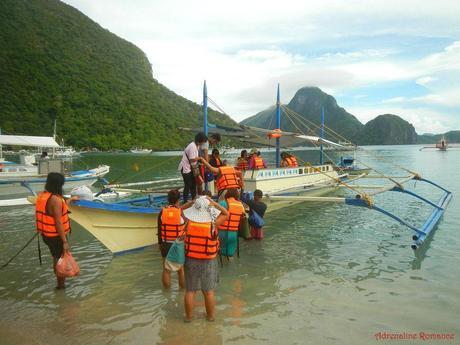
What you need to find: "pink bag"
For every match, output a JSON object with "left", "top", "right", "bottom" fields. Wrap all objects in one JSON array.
[{"left": 56, "top": 252, "right": 80, "bottom": 278}]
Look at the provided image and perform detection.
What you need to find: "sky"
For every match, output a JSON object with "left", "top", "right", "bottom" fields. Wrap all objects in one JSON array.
[{"left": 63, "top": 0, "right": 460, "bottom": 134}]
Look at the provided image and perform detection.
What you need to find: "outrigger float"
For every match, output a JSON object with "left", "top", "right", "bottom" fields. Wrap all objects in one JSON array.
[{"left": 67, "top": 82, "right": 452, "bottom": 254}]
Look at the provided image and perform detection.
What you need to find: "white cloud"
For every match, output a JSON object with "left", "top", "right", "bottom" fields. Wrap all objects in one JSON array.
[{"left": 62, "top": 0, "right": 460, "bottom": 132}]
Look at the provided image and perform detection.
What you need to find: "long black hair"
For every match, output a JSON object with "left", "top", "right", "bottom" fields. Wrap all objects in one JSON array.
[{"left": 45, "top": 172, "right": 65, "bottom": 196}]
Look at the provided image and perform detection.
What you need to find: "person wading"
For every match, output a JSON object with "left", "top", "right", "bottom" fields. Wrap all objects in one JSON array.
[
  {"left": 198, "top": 158, "right": 244, "bottom": 199},
  {"left": 183, "top": 196, "right": 228, "bottom": 322},
  {"left": 35, "top": 172, "right": 78, "bottom": 289},
  {"left": 157, "top": 189, "right": 192, "bottom": 289}
]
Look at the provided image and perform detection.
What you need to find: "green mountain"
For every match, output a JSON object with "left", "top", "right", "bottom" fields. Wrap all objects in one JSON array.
[
  {"left": 241, "top": 87, "right": 424, "bottom": 145},
  {"left": 358, "top": 114, "right": 417, "bottom": 145},
  {"left": 241, "top": 87, "right": 364, "bottom": 142},
  {"left": 0, "top": 0, "right": 236, "bottom": 150},
  {"left": 417, "top": 131, "right": 460, "bottom": 144}
]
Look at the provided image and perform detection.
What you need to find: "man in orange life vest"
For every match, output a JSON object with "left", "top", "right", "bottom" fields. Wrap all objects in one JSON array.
[
  {"left": 157, "top": 189, "right": 193, "bottom": 289},
  {"left": 248, "top": 148, "right": 267, "bottom": 169},
  {"left": 35, "top": 172, "right": 79, "bottom": 289},
  {"left": 198, "top": 157, "right": 244, "bottom": 198},
  {"left": 280, "top": 152, "right": 299, "bottom": 167}
]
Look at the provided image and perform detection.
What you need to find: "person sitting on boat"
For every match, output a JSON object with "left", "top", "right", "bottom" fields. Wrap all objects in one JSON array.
[
  {"left": 35, "top": 172, "right": 79, "bottom": 289},
  {"left": 246, "top": 189, "right": 267, "bottom": 240},
  {"left": 198, "top": 157, "right": 244, "bottom": 198},
  {"left": 183, "top": 196, "right": 228, "bottom": 322},
  {"left": 157, "top": 189, "right": 190, "bottom": 289},
  {"left": 178, "top": 132, "right": 207, "bottom": 203},
  {"left": 280, "top": 152, "right": 299, "bottom": 168},
  {"left": 218, "top": 188, "right": 247, "bottom": 258},
  {"left": 247, "top": 149, "right": 267, "bottom": 170},
  {"left": 235, "top": 149, "right": 249, "bottom": 171}
]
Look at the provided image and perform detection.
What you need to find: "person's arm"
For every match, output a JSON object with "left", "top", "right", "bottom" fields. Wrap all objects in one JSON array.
[
  {"left": 180, "top": 199, "right": 195, "bottom": 210},
  {"left": 157, "top": 209, "right": 163, "bottom": 244},
  {"left": 49, "top": 196, "right": 69, "bottom": 253},
  {"left": 65, "top": 195, "right": 79, "bottom": 205},
  {"left": 198, "top": 157, "right": 219, "bottom": 174},
  {"left": 235, "top": 169, "right": 245, "bottom": 189}
]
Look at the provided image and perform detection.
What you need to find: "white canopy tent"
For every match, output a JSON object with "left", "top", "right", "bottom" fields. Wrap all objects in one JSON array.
[{"left": 0, "top": 135, "right": 60, "bottom": 148}]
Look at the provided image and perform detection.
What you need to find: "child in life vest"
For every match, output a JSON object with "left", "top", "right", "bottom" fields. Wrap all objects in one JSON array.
[{"left": 247, "top": 189, "right": 267, "bottom": 240}]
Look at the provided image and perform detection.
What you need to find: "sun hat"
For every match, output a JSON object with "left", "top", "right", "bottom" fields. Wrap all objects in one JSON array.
[
  {"left": 249, "top": 148, "right": 258, "bottom": 155},
  {"left": 183, "top": 196, "right": 213, "bottom": 223}
]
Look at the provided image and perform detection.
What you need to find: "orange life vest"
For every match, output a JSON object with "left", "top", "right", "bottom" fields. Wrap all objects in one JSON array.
[
  {"left": 35, "top": 191, "right": 71, "bottom": 238},
  {"left": 218, "top": 197, "right": 245, "bottom": 232},
  {"left": 212, "top": 157, "right": 223, "bottom": 167},
  {"left": 160, "top": 206, "right": 185, "bottom": 242},
  {"left": 285, "top": 156, "right": 298, "bottom": 167},
  {"left": 216, "top": 166, "right": 240, "bottom": 192},
  {"left": 185, "top": 221, "right": 218, "bottom": 260},
  {"left": 253, "top": 156, "right": 265, "bottom": 169},
  {"left": 236, "top": 157, "right": 248, "bottom": 171}
]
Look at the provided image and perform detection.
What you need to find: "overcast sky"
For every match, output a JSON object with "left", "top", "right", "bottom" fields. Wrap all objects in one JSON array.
[{"left": 63, "top": 0, "right": 460, "bottom": 134}]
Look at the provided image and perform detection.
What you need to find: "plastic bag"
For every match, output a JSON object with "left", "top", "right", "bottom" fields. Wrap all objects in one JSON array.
[
  {"left": 238, "top": 215, "right": 251, "bottom": 239},
  {"left": 165, "top": 238, "right": 185, "bottom": 272},
  {"left": 56, "top": 252, "right": 80, "bottom": 278}
]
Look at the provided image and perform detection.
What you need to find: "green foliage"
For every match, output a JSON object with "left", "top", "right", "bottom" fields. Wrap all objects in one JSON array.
[
  {"left": 0, "top": 0, "right": 236, "bottom": 150},
  {"left": 358, "top": 114, "right": 417, "bottom": 145},
  {"left": 241, "top": 87, "right": 364, "bottom": 143}
]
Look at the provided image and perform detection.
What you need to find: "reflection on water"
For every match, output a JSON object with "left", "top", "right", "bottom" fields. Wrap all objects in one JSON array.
[{"left": 1, "top": 146, "right": 459, "bottom": 344}]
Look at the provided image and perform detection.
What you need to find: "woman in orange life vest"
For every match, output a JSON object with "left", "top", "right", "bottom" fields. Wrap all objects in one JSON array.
[
  {"left": 248, "top": 148, "right": 267, "bottom": 169},
  {"left": 209, "top": 148, "right": 223, "bottom": 179},
  {"left": 217, "top": 188, "right": 247, "bottom": 258},
  {"left": 234, "top": 149, "right": 249, "bottom": 171},
  {"left": 198, "top": 157, "right": 244, "bottom": 198},
  {"left": 157, "top": 189, "right": 194, "bottom": 289},
  {"left": 183, "top": 196, "right": 228, "bottom": 322},
  {"left": 35, "top": 172, "right": 79, "bottom": 289},
  {"left": 280, "top": 152, "right": 299, "bottom": 168}
]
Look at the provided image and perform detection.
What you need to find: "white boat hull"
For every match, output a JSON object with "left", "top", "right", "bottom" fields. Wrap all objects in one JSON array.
[
  {"left": 69, "top": 203, "right": 158, "bottom": 254},
  {"left": 0, "top": 165, "right": 110, "bottom": 202}
]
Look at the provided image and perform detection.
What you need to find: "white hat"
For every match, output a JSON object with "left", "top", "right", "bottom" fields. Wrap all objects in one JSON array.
[{"left": 183, "top": 197, "right": 212, "bottom": 223}]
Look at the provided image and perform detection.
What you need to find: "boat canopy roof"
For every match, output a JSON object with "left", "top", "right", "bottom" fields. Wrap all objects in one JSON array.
[{"left": 0, "top": 135, "right": 60, "bottom": 148}]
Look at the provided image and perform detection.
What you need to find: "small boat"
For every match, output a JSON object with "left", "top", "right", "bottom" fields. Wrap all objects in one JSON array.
[
  {"left": 435, "top": 136, "right": 448, "bottom": 151},
  {"left": 130, "top": 148, "right": 152, "bottom": 154},
  {"left": 334, "top": 156, "right": 371, "bottom": 175},
  {"left": 0, "top": 134, "right": 110, "bottom": 206}
]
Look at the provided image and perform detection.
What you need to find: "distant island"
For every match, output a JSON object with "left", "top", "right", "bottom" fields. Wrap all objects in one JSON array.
[
  {"left": 241, "top": 86, "right": 450, "bottom": 146},
  {"left": 0, "top": 0, "right": 456, "bottom": 150}
]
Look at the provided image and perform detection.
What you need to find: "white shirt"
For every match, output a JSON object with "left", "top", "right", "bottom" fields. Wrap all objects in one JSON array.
[
  {"left": 178, "top": 141, "right": 199, "bottom": 173},
  {"left": 199, "top": 141, "right": 209, "bottom": 157}
]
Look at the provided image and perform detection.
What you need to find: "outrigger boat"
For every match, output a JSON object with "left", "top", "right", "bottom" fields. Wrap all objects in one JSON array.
[
  {"left": 68, "top": 82, "right": 452, "bottom": 254},
  {"left": 0, "top": 134, "right": 110, "bottom": 206}
]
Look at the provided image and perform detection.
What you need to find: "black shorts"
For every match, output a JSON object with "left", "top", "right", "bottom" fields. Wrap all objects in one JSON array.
[
  {"left": 159, "top": 242, "right": 173, "bottom": 258},
  {"left": 42, "top": 235, "right": 64, "bottom": 259}
]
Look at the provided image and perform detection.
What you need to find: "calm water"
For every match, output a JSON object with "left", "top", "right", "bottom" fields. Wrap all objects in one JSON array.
[{"left": 1, "top": 146, "right": 459, "bottom": 345}]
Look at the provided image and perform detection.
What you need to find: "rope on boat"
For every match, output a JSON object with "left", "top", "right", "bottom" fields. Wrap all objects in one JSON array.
[{"left": 0, "top": 233, "right": 38, "bottom": 270}]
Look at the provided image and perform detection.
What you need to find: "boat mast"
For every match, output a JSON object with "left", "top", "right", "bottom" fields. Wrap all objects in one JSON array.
[
  {"left": 52, "top": 118, "right": 57, "bottom": 158},
  {"left": 320, "top": 107, "right": 324, "bottom": 164},
  {"left": 203, "top": 80, "right": 208, "bottom": 192},
  {"left": 275, "top": 84, "right": 281, "bottom": 168}
]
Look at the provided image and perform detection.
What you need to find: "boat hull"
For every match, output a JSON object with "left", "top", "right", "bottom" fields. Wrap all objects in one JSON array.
[{"left": 69, "top": 202, "right": 158, "bottom": 254}]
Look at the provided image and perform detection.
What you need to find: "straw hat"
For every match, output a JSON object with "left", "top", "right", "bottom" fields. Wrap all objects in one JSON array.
[
  {"left": 249, "top": 148, "right": 258, "bottom": 155},
  {"left": 183, "top": 197, "right": 213, "bottom": 223}
]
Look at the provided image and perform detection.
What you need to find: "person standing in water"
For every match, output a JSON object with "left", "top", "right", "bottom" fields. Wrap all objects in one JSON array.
[
  {"left": 183, "top": 196, "right": 228, "bottom": 322},
  {"left": 35, "top": 172, "right": 78, "bottom": 289},
  {"left": 246, "top": 189, "right": 267, "bottom": 240},
  {"left": 158, "top": 189, "right": 192, "bottom": 289}
]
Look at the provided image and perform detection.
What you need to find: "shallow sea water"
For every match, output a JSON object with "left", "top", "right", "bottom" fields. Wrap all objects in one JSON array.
[{"left": 0, "top": 146, "right": 459, "bottom": 344}]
